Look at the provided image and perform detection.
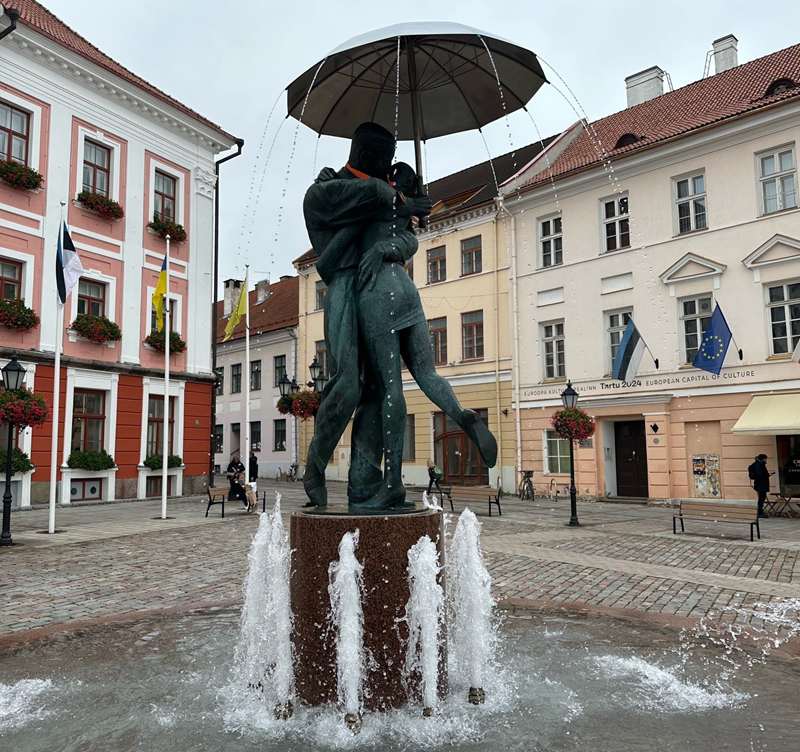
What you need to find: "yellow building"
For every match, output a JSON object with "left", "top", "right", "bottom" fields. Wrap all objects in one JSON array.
[{"left": 294, "top": 142, "right": 551, "bottom": 490}]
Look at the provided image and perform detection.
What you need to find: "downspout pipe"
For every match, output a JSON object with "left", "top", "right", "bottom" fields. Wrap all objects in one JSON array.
[
  {"left": 209, "top": 138, "right": 244, "bottom": 485},
  {"left": 0, "top": 7, "right": 19, "bottom": 43}
]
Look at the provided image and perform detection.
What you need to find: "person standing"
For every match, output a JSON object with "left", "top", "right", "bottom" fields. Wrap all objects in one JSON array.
[
  {"left": 748, "top": 454, "right": 771, "bottom": 518},
  {"left": 226, "top": 453, "right": 246, "bottom": 502},
  {"left": 249, "top": 451, "right": 258, "bottom": 483}
]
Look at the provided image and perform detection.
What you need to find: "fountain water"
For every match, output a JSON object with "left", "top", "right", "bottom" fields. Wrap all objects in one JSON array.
[
  {"left": 448, "top": 509, "right": 496, "bottom": 704},
  {"left": 403, "top": 534, "right": 445, "bottom": 716},
  {"left": 328, "top": 530, "right": 365, "bottom": 732}
]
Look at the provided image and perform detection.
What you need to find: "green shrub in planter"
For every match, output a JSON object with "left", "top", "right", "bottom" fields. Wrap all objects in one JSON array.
[
  {"left": 0, "top": 161, "right": 43, "bottom": 190},
  {"left": 77, "top": 190, "right": 124, "bottom": 220},
  {"left": 148, "top": 216, "right": 187, "bottom": 242},
  {"left": 0, "top": 447, "right": 34, "bottom": 474},
  {"left": 0, "top": 298, "right": 39, "bottom": 331},
  {"left": 143, "top": 454, "right": 182, "bottom": 470},
  {"left": 67, "top": 449, "right": 115, "bottom": 471}
]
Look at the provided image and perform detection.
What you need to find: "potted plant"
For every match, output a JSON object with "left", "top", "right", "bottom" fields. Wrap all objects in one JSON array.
[
  {"left": 66, "top": 449, "right": 115, "bottom": 470},
  {"left": 0, "top": 447, "right": 34, "bottom": 474},
  {"left": 143, "top": 454, "right": 182, "bottom": 470},
  {"left": 290, "top": 389, "right": 321, "bottom": 421},
  {"left": 144, "top": 330, "right": 186, "bottom": 354},
  {"left": 0, "top": 387, "right": 48, "bottom": 429},
  {"left": 148, "top": 215, "right": 187, "bottom": 242},
  {"left": 77, "top": 190, "right": 124, "bottom": 220},
  {"left": 551, "top": 407, "right": 596, "bottom": 442},
  {"left": 70, "top": 313, "right": 122, "bottom": 344},
  {"left": 277, "top": 394, "right": 294, "bottom": 415},
  {"left": 0, "top": 298, "right": 39, "bottom": 331},
  {"left": 0, "top": 161, "right": 43, "bottom": 191}
]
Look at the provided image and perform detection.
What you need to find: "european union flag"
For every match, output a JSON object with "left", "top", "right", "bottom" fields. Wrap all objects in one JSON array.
[{"left": 692, "top": 304, "right": 732, "bottom": 375}]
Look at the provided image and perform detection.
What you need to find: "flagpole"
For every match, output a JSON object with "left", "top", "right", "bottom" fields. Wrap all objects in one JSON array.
[
  {"left": 161, "top": 235, "right": 171, "bottom": 520},
  {"left": 48, "top": 203, "right": 66, "bottom": 535},
  {"left": 244, "top": 267, "right": 250, "bottom": 493}
]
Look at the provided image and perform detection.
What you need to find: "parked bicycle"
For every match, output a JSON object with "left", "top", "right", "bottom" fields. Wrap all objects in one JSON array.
[{"left": 518, "top": 470, "right": 534, "bottom": 501}]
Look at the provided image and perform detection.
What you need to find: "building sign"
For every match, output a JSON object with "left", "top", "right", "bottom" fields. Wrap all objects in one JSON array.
[{"left": 520, "top": 362, "right": 797, "bottom": 404}]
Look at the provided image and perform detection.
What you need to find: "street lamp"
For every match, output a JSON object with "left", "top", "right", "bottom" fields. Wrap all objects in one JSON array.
[
  {"left": 278, "top": 372, "right": 292, "bottom": 398},
  {"left": 560, "top": 380, "right": 580, "bottom": 527},
  {"left": 308, "top": 356, "right": 321, "bottom": 387},
  {"left": 2, "top": 357, "right": 26, "bottom": 547}
]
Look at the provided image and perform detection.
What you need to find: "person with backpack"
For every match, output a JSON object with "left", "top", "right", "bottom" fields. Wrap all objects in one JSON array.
[{"left": 747, "top": 454, "right": 772, "bottom": 518}]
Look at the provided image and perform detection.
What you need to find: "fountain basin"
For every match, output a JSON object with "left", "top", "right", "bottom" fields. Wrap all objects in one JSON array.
[{"left": 290, "top": 508, "right": 445, "bottom": 710}]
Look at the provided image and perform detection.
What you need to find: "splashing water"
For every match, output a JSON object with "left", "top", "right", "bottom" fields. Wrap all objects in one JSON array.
[
  {"left": 0, "top": 679, "right": 53, "bottom": 730},
  {"left": 421, "top": 491, "right": 441, "bottom": 511},
  {"left": 404, "top": 535, "right": 444, "bottom": 711},
  {"left": 447, "top": 509, "right": 496, "bottom": 692},
  {"left": 328, "top": 530, "right": 365, "bottom": 716}
]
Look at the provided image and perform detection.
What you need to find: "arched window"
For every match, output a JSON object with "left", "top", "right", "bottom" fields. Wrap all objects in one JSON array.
[{"left": 764, "top": 78, "right": 797, "bottom": 98}]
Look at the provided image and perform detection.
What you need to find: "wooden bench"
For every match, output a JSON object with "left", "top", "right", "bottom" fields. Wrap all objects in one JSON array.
[
  {"left": 206, "top": 486, "right": 227, "bottom": 518},
  {"left": 440, "top": 485, "right": 502, "bottom": 517},
  {"left": 673, "top": 500, "right": 760, "bottom": 541}
]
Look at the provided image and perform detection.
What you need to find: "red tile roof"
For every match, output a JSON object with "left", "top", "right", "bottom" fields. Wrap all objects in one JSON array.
[
  {"left": 520, "top": 42, "right": 800, "bottom": 190},
  {"left": 215, "top": 276, "right": 299, "bottom": 343},
  {"left": 6, "top": 0, "right": 237, "bottom": 143}
]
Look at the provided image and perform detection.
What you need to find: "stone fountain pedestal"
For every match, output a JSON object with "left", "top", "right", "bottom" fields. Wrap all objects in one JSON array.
[{"left": 290, "top": 508, "right": 446, "bottom": 710}]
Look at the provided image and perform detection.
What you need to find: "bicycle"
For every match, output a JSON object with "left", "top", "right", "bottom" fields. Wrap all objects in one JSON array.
[
  {"left": 287, "top": 463, "right": 299, "bottom": 482},
  {"left": 518, "top": 470, "right": 534, "bottom": 501}
]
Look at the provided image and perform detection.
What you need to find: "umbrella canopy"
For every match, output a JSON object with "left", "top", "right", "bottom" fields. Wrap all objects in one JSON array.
[{"left": 286, "top": 21, "right": 547, "bottom": 148}]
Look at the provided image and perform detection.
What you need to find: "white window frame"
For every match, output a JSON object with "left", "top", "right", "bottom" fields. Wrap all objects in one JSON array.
[
  {"left": 600, "top": 193, "right": 630, "bottom": 253},
  {"left": 605, "top": 308, "right": 632, "bottom": 375},
  {"left": 543, "top": 429, "right": 572, "bottom": 474},
  {"left": 679, "top": 294, "right": 713, "bottom": 364},
  {"left": 0, "top": 90, "right": 42, "bottom": 171},
  {"left": 541, "top": 319, "right": 566, "bottom": 381},
  {"left": 757, "top": 144, "right": 797, "bottom": 215},
  {"left": 145, "top": 285, "right": 183, "bottom": 336},
  {"left": 0, "top": 247, "right": 35, "bottom": 306},
  {"left": 68, "top": 269, "right": 118, "bottom": 344},
  {"left": 148, "top": 158, "right": 184, "bottom": 226},
  {"left": 765, "top": 279, "right": 800, "bottom": 356},
  {"left": 314, "top": 280, "right": 326, "bottom": 311},
  {"left": 61, "top": 368, "right": 118, "bottom": 466},
  {"left": 538, "top": 213, "right": 563, "bottom": 268},
  {"left": 75, "top": 127, "right": 121, "bottom": 202},
  {"left": 673, "top": 170, "right": 707, "bottom": 234}
]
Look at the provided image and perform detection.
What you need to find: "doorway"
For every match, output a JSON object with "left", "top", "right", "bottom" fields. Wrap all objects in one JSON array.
[
  {"left": 434, "top": 409, "right": 489, "bottom": 486},
  {"left": 614, "top": 420, "right": 648, "bottom": 497}
]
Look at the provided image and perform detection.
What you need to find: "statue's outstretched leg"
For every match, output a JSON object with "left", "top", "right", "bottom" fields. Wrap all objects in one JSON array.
[
  {"left": 347, "top": 375, "right": 384, "bottom": 503},
  {"left": 400, "top": 322, "right": 497, "bottom": 467}
]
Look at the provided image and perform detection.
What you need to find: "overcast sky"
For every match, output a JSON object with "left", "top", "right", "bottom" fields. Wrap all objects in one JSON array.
[{"left": 43, "top": 0, "right": 800, "bottom": 289}]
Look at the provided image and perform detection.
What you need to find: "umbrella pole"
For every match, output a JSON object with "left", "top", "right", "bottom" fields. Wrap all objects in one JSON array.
[{"left": 406, "top": 39, "right": 424, "bottom": 183}]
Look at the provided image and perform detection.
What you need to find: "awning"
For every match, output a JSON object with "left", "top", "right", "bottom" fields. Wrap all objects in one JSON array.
[{"left": 732, "top": 393, "right": 800, "bottom": 435}]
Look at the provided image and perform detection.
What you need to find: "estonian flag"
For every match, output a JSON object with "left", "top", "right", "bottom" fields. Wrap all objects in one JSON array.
[
  {"left": 55, "top": 221, "right": 83, "bottom": 304},
  {"left": 692, "top": 304, "right": 732, "bottom": 375},
  {"left": 152, "top": 256, "right": 168, "bottom": 332},
  {"left": 612, "top": 318, "right": 647, "bottom": 382}
]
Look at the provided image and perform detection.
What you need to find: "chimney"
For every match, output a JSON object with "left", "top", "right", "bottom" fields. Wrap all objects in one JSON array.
[
  {"left": 625, "top": 66, "right": 664, "bottom": 107},
  {"left": 255, "top": 277, "right": 271, "bottom": 304},
  {"left": 713, "top": 34, "right": 738, "bottom": 74},
  {"left": 223, "top": 278, "right": 242, "bottom": 316}
]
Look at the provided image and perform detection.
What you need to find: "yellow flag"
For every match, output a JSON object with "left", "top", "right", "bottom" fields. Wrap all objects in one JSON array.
[
  {"left": 152, "top": 256, "right": 167, "bottom": 332},
  {"left": 223, "top": 275, "right": 247, "bottom": 342}
]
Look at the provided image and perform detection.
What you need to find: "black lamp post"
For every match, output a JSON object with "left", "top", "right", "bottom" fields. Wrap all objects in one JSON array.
[
  {"left": 2, "top": 357, "right": 26, "bottom": 547},
  {"left": 308, "top": 356, "right": 328, "bottom": 393},
  {"left": 560, "top": 380, "right": 580, "bottom": 527},
  {"left": 278, "top": 372, "right": 292, "bottom": 398}
]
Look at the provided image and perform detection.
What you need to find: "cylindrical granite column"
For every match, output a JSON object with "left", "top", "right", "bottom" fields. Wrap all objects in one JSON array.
[{"left": 290, "top": 509, "right": 446, "bottom": 711}]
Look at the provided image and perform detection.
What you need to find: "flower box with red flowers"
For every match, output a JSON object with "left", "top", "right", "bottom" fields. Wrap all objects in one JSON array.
[
  {"left": 70, "top": 313, "right": 122, "bottom": 344},
  {"left": 290, "top": 389, "right": 321, "bottom": 421},
  {"left": 0, "top": 387, "right": 48, "bottom": 429},
  {"left": 144, "top": 330, "right": 186, "bottom": 354},
  {"left": 551, "top": 408, "right": 596, "bottom": 442},
  {"left": 77, "top": 190, "right": 124, "bottom": 220},
  {"left": 0, "top": 161, "right": 43, "bottom": 191},
  {"left": 148, "top": 216, "right": 187, "bottom": 242},
  {"left": 0, "top": 298, "right": 39, "bottom": 331}
]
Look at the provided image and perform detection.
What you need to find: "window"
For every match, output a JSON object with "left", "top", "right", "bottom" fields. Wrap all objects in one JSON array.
[
  {"left": 231, "top": 422, "right": 240, "bottom": 451},
  {"left": 70, "top": 478, "right": 103, "bottom": 501},
  {"left": 675, "top": 174, "right": 707, "bottom": 233},
  {"left": 154, "top": 169, "right": 177, "bottom": 221},
  {"left": 539, "top": 215, "right": 563, "bottom": 268},
  {"left": 759, "top": 146, "right": 797, "bottom": 214},
  {"left": 82, "top": 140, "right": 111, "bottom": 197},
  {"left": 607, "top": 310, "right": 632, "bottom": 368},
  {"left": 461, "top": 310, "right": 484, "bottom": 361},
  {"left": 231, "top": 364, "right": 242, "bottom": 394},
  {"left": 146, "top": 395, "right": 175, "bottom": 457},
  {"left": 680, "top": 295, "right": 713, "bottom": 363},
  {"left": 460, "top": 236, "right": 482, "bottom": 276},
  {"left": 273, "top": 419, "right": 287, "bottom": 452},
  {"left": 250, "top": 360, "right": 261, "bottom": 391},
  {"left": 145, "top": 475, "right": 173, "bottom": 498},
  {"left": 150, "top": 296, "right": 177, "bottom": 333},
  {"left": 250, "top": 421, "right": 262, "bottom": 451},
  {"left": 273, "top": 354, "right": 287, "bottom": 387},
  {"left": 71, "top": 389, "right": 105, "bottom": 452},
  {"left": 403, "top": 414, "right": 416, "bottom": 461},
  {"left": 77, "top": 279, "right": 106, "bottom": 317},
  {"left": 0, "top": 258, "right": 22, "bottom": 300},
  {"left": 545, "top": 429, "right": 572, "bottom": 474},
  {"left": 213, "top": 424, "right": 223, "bottom": 453},
  {"left": 405, "top": 257, "right": 414, "bottom": 280},
  {"left": 602, "top": 195, "right": 630, "bottom": 252},
  {"left": 0, "top": 101, "right": 30, "bottom": 165},
  {"left": 767, "top": 281, "right": 800, "bottom": 355},
  {"left": 315, "top": 340, "right": 328, "bottom": 378},
  {"left": 542, "top": 321, "right": 566, "bottom": 380},
  {"left": 214, "top": 367, "right": 224, "bottom": 396},
  {"left": 315, "top": 281, "right": 327, "bottom": 311},
  {"left": 427, "top": 246, "right": 446, "bottom": 284},
  {"left": 428, "top": 317, "right": 447, "bottom": 366}
]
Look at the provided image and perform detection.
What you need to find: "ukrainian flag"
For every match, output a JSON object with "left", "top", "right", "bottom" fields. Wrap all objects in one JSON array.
[{"left": 152, "top": 256, "right": 167, "bottom": 332}]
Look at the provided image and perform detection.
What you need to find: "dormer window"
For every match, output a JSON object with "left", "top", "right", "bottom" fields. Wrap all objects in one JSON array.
[
  {"left": 764, "top": 78, "right": 798, "bottom": 98},
  {"left": 614, "top": 133, "right": 641, "bottom": 149}
]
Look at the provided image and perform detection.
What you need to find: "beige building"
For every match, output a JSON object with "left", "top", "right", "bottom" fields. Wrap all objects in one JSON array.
[
  {"left": 502, "top": 36, "right": 800, "bottom": 502},
  {"left": 294, "top": 142, "right": 551, "bottom": 490}
]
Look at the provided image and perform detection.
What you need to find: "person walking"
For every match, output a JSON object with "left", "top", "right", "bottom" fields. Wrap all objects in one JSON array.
[{"left": 748, "top": 454, "right": 772, "bottom": 518}]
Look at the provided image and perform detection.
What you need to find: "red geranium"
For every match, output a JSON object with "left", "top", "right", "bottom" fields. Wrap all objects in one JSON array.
[
  {"left": 551, "top": 408, "right": 595, "bottom": 442},
  {"left": 0, "top": 388, "right": 48, "bottom": 428},
  {"left": 290, "top": 389, "right": 321, "bottom": 421}
]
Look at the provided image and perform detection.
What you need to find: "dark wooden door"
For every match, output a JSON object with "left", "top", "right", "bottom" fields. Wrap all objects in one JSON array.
[
  {"left": 614, "top": 420, "right": 649, "bottom": 497},
  {"left": 434, "top": 409, "right": 489, "bottom": 486}
]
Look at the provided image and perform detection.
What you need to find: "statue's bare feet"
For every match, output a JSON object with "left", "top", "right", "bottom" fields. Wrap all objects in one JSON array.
[
  {"left": 349, "top": 484, "right": 408, "bottom": 511},
  {"left": 303, "top": 466, "right": 328, "bottom": 507},
  {"left": 461, "top": 409, "right": 498, "bottom": 467}
]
